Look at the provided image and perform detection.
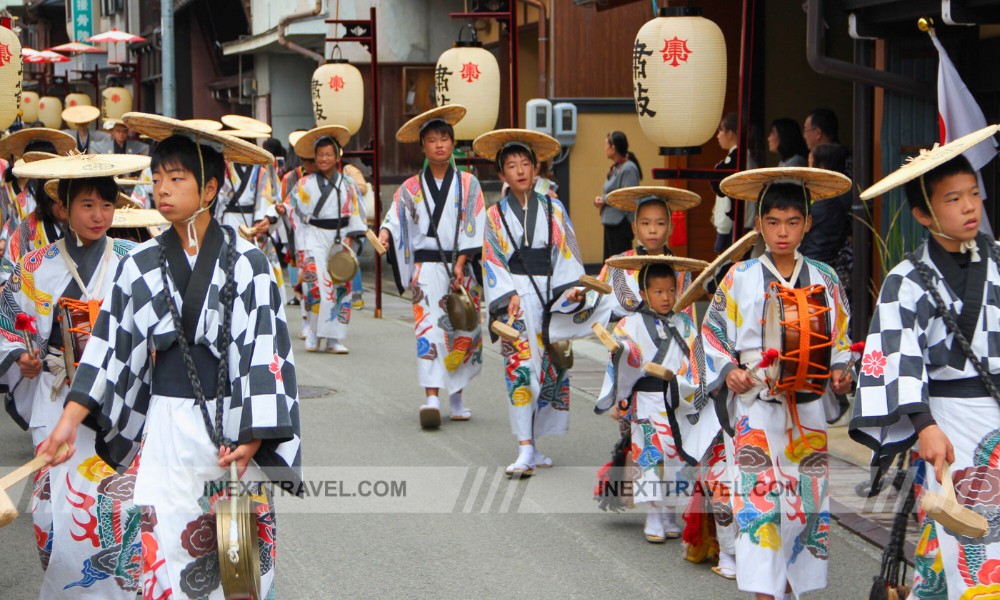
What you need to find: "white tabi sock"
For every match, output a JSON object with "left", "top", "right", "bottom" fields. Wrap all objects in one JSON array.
[
  {"left": 516, "top": 444, "right": 534, "bottom": 466},
  {"left": 660, "top": 507, "right": 680, "bottom": 533},
  {"left": 425, "top": 395, "right": 440, "bottom": 409},
  {"left": 717, "top": 551, "right": 735, "bottom": 577},
  {"left": 449, "top": 390, "right": 465, "bottom": 412}
]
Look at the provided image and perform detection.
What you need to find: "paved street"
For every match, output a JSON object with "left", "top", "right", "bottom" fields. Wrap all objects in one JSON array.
[{"left": 0, "top": 275, "right": 886, "bottom": 599}]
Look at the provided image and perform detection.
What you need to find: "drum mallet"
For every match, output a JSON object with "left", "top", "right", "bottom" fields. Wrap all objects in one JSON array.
[
  {"left": 491, "top": 313, "right": 520, "bottom": 342},
  {"left": 0, "top": 444, "right": 69, "bottom": 527},
  {"left": 365, "top": 229, "right": 387, "bottom": 256}
]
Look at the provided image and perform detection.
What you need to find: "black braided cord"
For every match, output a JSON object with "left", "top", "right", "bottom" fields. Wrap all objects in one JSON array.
[
  {"left": 420, "top": 167, "right": 464, "bottom": 281},
  {"left": 156, "top": 225, "right": 239, "bottom": 449}
]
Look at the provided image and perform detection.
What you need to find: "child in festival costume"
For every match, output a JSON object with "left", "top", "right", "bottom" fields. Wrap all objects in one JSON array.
[
  {"left": 288, "top": 124, "right": 366, "bottom": 353},
  {"left": 378, "top": 106, "right": 485, "bottom": 428},
  {"left": 476, "top": 128, "right": 611, "bottom": 477},
  {"left": 700, "top": 167, "right": 854, "bottom": 600},
  {"left": 37, "top": 113, "right": 301, "bottom": 600},
  {"left": 0, "top": 154, "right": 148, "bottom": 597},
  {"left": 0, "top": 128, "right": 75, "bottom": 238},
  {"left": 281, "top": 130, "right": 315, "bottom": 309},
  {"left": 597, "top": 186, "right": 701, "bottom": 321},
  {"left": 850, "top": 126, "right": 1000, "bottom": 599},
  {"left": 595, "top": 254, "right": 716, "bottom": 542}
]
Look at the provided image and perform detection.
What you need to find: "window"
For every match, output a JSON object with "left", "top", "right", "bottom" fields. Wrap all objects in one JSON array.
[{"left": 102, "top": 0, "right": 125, "bottom": 16}]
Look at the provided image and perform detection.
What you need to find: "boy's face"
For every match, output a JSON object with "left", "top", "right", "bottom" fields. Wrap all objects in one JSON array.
[
  {"left": 756, "top": 206, "right": 810, "bottom": 257},
  {"left": 314, "top": 144, "right": 338, "bottom": 175},
  {"left": 421, "top": 130, "right": 454, "bottom": 165},
  {"left": 632, "top": 201, "right": 670, "bottom": 251},
  {"left": 152, "top": 164, "right": 216, "bottom": 222},
  {"left": 912, "top": 172, "right": 981, "bottom": 242},
  {"left": 499, "top": 152, "right": 535, "bottom": 196},
  {"left": 640, "top": 274, "right": 677, "bottom": 315}
]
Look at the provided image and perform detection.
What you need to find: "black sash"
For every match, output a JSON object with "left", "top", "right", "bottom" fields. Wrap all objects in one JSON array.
[
  {"left": 422, "top": 166, "right": 454, "bottom": 239},
  {"left": 508, "top": 248, "right": 551, "bottom": 276},
  {"left": 152, "top": 344, "right": 221, "bottom": 398},
  {"left": 159, "top": 220, "right": 227, "bottom": 343},
  {"left": 225, "top": 165, "right": 254, "bottom": 214}
]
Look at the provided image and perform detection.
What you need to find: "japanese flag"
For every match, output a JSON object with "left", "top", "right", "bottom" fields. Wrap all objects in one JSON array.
[{"left": 932, "top": 32, "right": 997, "bottom": 235}]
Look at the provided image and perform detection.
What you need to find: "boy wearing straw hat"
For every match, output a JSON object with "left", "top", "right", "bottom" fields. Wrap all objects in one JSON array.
[
  {"left": 377, "top": 106, "right": 485, "bottom": 427},
  {"left": 476, "top": 128, "right": 611, "bottom": 477},
  {"left": 93, "top": 117, "right": 149, "bottom": 156},
  {"left": 850, "top": 126, "right": 1000, "bottom": 599},
  {"left": 700, "top": 167, "right": 854, "bottom": 599},
  {"left": 37, "top": 113, "right": 301, "bottom": 600},
  {"left": 0, "top": 154, "right": 147, "bottom": 597},
  {"left": 288, "top": 124, "right": 366, "bottom": 353},
  {"left": 61, "top": 105, "right": 110, "bottom": 154}
]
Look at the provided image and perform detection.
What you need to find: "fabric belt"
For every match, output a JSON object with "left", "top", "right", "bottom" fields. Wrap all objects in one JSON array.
[
  {"left": 929, "top": 374, "right": 1000, "bottom": 399},
  {"left": 414, "top": 249, "right": 453, "bottom": 263},
  {"left": 302, "top": 216, "right": 350, "bottom": 230},
  {"left": 633, "top": 376, "right": 666, "bottom": 393},
  {"left": 508, "top": 248, "right": 550, "bottom": 276},
  {"left": 224, "top": 204, "right": 255, "bottom": 214},
  {"left": 152, "top": 343, "right": 222, "bottom": 398}
]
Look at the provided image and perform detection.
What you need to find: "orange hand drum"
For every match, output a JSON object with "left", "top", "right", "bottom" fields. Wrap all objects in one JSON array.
[
  {"left": 57, "top": 298, "right": 102, "bottom": 383},
  {"left": 761, "top": 283, "right": 833, "bottom": 398}
]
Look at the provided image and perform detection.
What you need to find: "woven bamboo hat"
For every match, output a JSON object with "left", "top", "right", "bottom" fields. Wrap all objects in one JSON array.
[
  {"left": 288, "top": 131, "right": 312, "bottom": 159},
  {"left": 294, "top": 125, "right": 350, "bottom": 158},
  {"left": 221, "top": 114, "right": 271, "bottom": 134},
  {"left": 604, "top": 254, "right": 709, "bottom": 272},
  {"left": 220, "top": 129, "right": 271, "bottom": 140},
  {"left": 14, "top": 152, "right": 150, "bottom": 179},
  {"left": 182, "top": 119, "right": 224, "bottom": 132},
  {"left": 14, "top": 150, "right": 59, "bottom": 171},
  {"left": 0, "top": 128, "right": 75, "bottom": 159},
  {"left": 102, "top": 117, "right": 128, "bottom": 130},
  {"left": 111, "top": 207, "right": 169, "bottom": 228},
  {"left": 721, "top": 167, "right": 851, "bottom": 202},
  {"left": 673, "top": 230, "right": 759, "bottom": 313},
  {"left": 44, "top": 178, "right": 137, "bottom": 208},
  {"left": 62, "top": 105, "right": 101, "bottom": 126},
  {"left": 396, "top": 105, "right": 466, "bottom": 143},
  {"left": 114, "top": 177, "right": 144, "bottom": 186},
  {"left": 473, "top": 129, "right": 561, "bottom": 163},
  {"left": 121, "top": 112, "right": 273, "bottom": 166},
  {"left": 606, "top": 186, "right": 702, "bottom": 213},
  {"left": 860, "top": 124, "right": 999, "bottom": 201}
]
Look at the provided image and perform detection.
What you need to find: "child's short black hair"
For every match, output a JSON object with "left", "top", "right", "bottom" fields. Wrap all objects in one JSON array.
[
  {"left": 903, "top": 154, "right": 976, "bottom": 215},
  {"left": 23, "top": 139, "right": 57, "bottom": 155},
  {"left": 314, "top": 136, "right": 341, "bottom": 158},
  {"left": 758, "top": 183, "right": 810, "bottom": 219},
  {"left": 58, "top": 176, "right": 119, "bottom": 207},
  {"left": 497, "top": 142, "right": 536, "bottom": 172},
  {"left": 635, "top": 198, "right": 670, "bottom": 219},
  {"left": 419, "top": 119, "right": 455, "bottom": 143},
  {"left": 638, "top": 263, "right": 677, "bottom": 293},
  {"left": 150, "top": 134, "right": 225, "bottom": 202}
]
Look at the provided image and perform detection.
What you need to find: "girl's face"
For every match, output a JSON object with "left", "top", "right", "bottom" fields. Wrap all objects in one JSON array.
[
  {"left": 632, "top": 201, "right": 671, "bottom": 251},
  {"left": 499, "top": 153, "right": 536, "bottom": 197},
  {"left": 605, "top": 137, "right": 616, "bottom": 160},
  {"left": 716, "top": 125, "right": 737, "bottom": 151},
  {"left": 767, "top": 127, "right": 779, "bottom": 153},
  {"left": 68, "top": 186, "right": 115, "bottom": 245},
  {"left": 152, "top": 164, "right": 217, "bottom": 223}
]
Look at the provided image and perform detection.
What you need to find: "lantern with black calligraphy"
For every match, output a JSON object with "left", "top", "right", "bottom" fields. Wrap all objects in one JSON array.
[
  {"left": 38, "top": 96, "right": 63, "bottom": 130},
  {"left": 632, "top": 7, "right": 726, "bottom": 154},
  {"left": 0, "top": 24, "right": 21, "bottom": 130},
  {"left": 64, "top": 92, "right": 92, "bottom": 108},
  {"left": 20, "top": 91, "right": 38, "bottom": 123},
  {"left": 102, "top": 86, "right": 132, "bottom": 120},
  {"left": 310, "top": 56, "right": 364, "bottom": 135},
  {"left": 434, "top": 27, "right": 499, "bottom": 142}
]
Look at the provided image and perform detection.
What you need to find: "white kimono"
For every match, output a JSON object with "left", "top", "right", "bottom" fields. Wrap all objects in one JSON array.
[{"left": 597, "top": 247, "right": 698, "bottom": 322}]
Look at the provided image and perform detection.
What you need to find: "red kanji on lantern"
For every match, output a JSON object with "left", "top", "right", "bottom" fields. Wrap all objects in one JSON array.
[
  {"left": 329, "top": 76, "right": 345, "bottom": 92},
  {"left": 460, "top": 62, "right": 481, "bottom": 83},
  {"left": 111, "top": 93, "right": 121, "bottom": 103},
  {"left": 660, "top": 36, "right": 692, "bottom": 67},
  {"left": 0, "top": 43, "right": 10, "bottom": 67}
]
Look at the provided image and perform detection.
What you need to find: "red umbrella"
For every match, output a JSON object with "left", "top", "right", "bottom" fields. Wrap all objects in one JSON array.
[
  {"left": 86, "top": 28, "right": 145, "bottom": 44},
  {"left": 26, "top": 50, "right": 70, "bottom": 64},
  {"left": 47, "top": 41, "right": 104, "bottom": 54},
  {"left": 21, "top": 47, "right": 40, "bottom": 60}
]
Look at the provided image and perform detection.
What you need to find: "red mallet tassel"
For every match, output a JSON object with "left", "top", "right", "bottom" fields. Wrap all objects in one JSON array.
[
  {"left": 14, "top": 313, "right": 37, "bottom": 353},
  {"left": 757, "top": 348, "right": 779, "bottom": 369}
]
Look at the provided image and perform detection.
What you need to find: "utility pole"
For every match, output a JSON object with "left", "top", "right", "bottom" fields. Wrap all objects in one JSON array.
[{"left": 161, "top": 0, "right": 175, "bottom": 116}]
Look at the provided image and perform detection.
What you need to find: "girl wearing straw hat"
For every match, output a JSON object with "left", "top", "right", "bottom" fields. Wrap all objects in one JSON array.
[
  {"left": 0, "top": 153, "right": 147, "bottom": 597},
  {"left": 700, "top": 167, "right": 854, "bottom": 599},
  {"left": 37, "top": 113, "right": 301, "bottom": 600},
  {"left": 287, "top": 124, "right": 366, "bottom": 353},
  {"left": 378, "top": 106, "right": 485, "bottom": 428},
  {"left": 851, "top": 126, "right": 1000, "bottom": 599},
  {"left": 476, "top": 128, "right": 612, "bottom": 477}
]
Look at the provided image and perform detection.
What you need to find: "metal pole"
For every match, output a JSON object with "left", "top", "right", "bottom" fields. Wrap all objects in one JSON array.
[
  {"left": 161, "top": 0, "right": 176, "bottom": 117},
  {"left": 371, "top": 6, "right": 383, "bottom": 319}
]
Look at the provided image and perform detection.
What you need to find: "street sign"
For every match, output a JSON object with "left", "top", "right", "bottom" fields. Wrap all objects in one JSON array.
[{"left": 71, "top": 0, "right": 93, "bottom": 43}]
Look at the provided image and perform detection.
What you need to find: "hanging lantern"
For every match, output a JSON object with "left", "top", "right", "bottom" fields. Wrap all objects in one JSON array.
[
  {"left": 632, "top": 7, "right": 726, "bottom": 154},
  {"left": 434, "top": 26, "right": 500, "bottom": 142},
  {"left": 37, "top": 96, "right": 63, "bottom": 130},
  {"left": 20, "top": 91, "right": 38, "bottom": 123},
  {"left": 311, "top": 51, "right": 364, "bottom": 135},
  {"left": 0, "top": 25, "right": 21, "bottom": 130},
  {"left": 64, "top": 92, "right": 92, "bottom": 108},
  {"left": 102, "top": 86, "right": 133, "bottom": 120}
]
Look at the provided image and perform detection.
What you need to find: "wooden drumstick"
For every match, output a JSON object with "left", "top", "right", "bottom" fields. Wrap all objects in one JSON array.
[
  {"left": 921, "top": 462, "right": 989, "bottom": 539},
  {"left": 0, "top": 444, "right": 69, "bottom": 528},
  {"left": 642, "top": 362, "right": 675, "bottom": 381},
  {"left": 490, "top": 313, "right": 520, "bottom": 342},
  {"left": 591, "top": 323, "right": 620, "bottom": 352},
  {"left": 237, "top": 224, "right": 256, "bottom": 242},
  {"left": 365, "top": 229, "right": 387, "bottom": 256},
  {"left": 579, "top": 275, "right": 612, "bottom": 295}
]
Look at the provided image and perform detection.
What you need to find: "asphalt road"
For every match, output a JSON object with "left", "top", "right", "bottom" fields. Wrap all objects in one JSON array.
[{"left": 0, "top": 289, "right": 885, "bottom": 599}]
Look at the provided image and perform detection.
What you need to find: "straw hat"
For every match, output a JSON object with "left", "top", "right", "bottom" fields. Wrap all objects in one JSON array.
[
  {"left": 121, "top": 112, "right": 273, "bottom": 166},
  {"left": 221, "top": 114, "right": 271, "bottom": 134},
  {"left": 102, "top": 118, "right": 128, "bottom": 131},
  {"left": 606, "top": 186, "right": 702, "bottom": 213},
  {"left": 396, "top": 105, "right": 466, "bottom": 143},
  {"left": 44, "top": 178, "right": 137, "bottom": 208},
  {"left": 472, "top": 129, "right": 561, "bottom": 163},
  {"left": 673, "top": 230, "right": 759, "bottom": 313},
  {"left": 288, "top": 131, "right": 311, "bottom": 159},
  {"left": 861, "top": 124, "right": 999, "bottom": 201},
  {"left": 111, "top": 207, "right": 169, "bottom": 228},
  {"left": 182, "top": 119, "right": 224, "bottom": 132},
  {"left": 14, "top": 152, "right": 150, "bottom": 180},
  {"left": 294, "top": 125, "right": 351, "bottom": 158},
  {"left": 604, "top": 254, "right": 709, "bottom": 272},
  {"left": 114, "top": 177, "right": 144, "bottom": 186},
  {"left": 62, "top": 105, "right": 101, "bottom": 126},
  {"left": 220, "top": 129, "right": 271, "bottom": 140},
  {"left": 0, "top": 128, "right": 75, "bottom": 159},
  {"left": 343, "top": 163, "right": 369, "bottom": 196},
  {"left": 720, "top": 167, "right": 851, "bottom": 202}
]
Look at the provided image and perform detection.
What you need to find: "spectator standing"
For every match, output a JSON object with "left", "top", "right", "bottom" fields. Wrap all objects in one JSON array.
[
  {"left": 767, "top": 117, "right": 808, "bottom": 167},
  {"left": 594, "top": 131, "right": 641, "bottom": 259}
]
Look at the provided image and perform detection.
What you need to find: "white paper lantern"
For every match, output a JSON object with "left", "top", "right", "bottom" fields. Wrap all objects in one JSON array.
[
  {"left": 632, "top": 7, "right": 726, "bottom": 154},
  {"left": 38, "top": 96, "right": 63, "bottom": 130},
  {"left": 311, "top": 59, "right": 364, "bottom": 135},
  {"left": 0, "top": 26, "right": 21, "bottom": 130},
  {"left": 20, "top": 91, "right": 38, "bottom": 123},
  {"left": 64, "top": 92, "right": 92, "bottom": 108},
  {"left": 435, "top": 35, "right": 500, "bottom": 142},
  {"left": 102, "top": 86, "right": 133, "bottom": 120}
]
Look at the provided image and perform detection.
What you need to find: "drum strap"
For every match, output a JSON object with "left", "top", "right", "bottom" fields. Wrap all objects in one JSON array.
[
  {"left": 420, "top": 168, "right": 463, "bottom": 280},
  {"left": 759, "top": 253, "right": 804, "bottom": 288}
]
